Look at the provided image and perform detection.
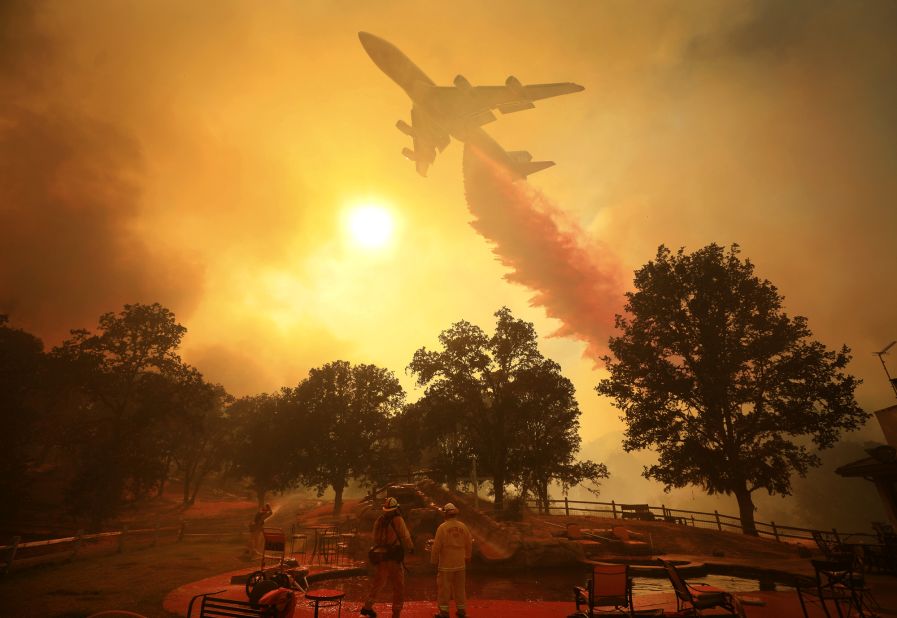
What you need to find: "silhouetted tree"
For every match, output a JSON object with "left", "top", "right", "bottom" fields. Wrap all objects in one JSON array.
[
  {"left": 394, "top": 395, "right": 475, "bottom": 491},
  {"left": 225, "top": 390, "right": 309, "bottom": 508},
  {"left": 53, "top": 303, "right": 187, "bottom": 527},
  {"left": 152, "top": 365, "right": 233, "bottom": 506},
  {"left": 409, "top": 307, "right": 588, "bottom": 510},
  {"left": 0, "top": 316, "right": 46, "bottom": 518},
  {"left": 596, "top": 244, "right": 866, "bottom": 535},
  {"left": 292, "top": 361, "right": 404, "bottom": 514},
  {"left": 507, "top": 360, "right": 608, "bottom": 512}
]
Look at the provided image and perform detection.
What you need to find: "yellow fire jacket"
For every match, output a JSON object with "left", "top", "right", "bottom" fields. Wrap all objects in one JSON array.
[{"left": 430, "top": 518, "right": 472, "bottom": 572}]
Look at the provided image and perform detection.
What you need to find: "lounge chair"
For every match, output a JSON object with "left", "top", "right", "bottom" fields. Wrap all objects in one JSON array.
[
  {"left": 612, "top": 526, "right": 651, "bottom": 555},
  {"left": 572, "top": 562, "right": 633, "bottom": 616},
  {"left": 659, "top": 560, "right": 743, "bottom": 617},
  {"left": 572, "top": 562, "right": 661, "bottom": 616}
]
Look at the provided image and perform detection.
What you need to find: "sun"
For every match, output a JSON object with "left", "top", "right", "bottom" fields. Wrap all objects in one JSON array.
[{"left": 344, "top": 203, "right": 396, "bottom": 249}]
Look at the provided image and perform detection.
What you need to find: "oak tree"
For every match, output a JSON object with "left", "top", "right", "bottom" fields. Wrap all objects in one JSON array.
[
  {"left": 596, "top": 244, "right": 866, "bottom": 534},
  {"left": 409, "top": 307, "right": 597, "bottom": 510},
  {"left": 54, "top": 303, "right": 188, "bottom": 526},
  {"left": 292, "top": 361, "right": 405, "bottom": 514},
  {"left": 225, "top": 390, "right": 308, "bottom": 508}
]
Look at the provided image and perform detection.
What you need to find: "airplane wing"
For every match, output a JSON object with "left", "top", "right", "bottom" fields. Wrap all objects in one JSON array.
[
  {"left": 436, "top": 76, "right": 584, "bottom": 118},
  {"left": 397, "top": 105, "right": 451, "bottom": 177},
  {"left": 473, "top": 82, "right": 585, "bottom": 108}
]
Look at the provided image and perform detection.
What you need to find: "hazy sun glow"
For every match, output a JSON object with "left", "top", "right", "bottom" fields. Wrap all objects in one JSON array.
[{"left": 345, "top": 203, "right": 396, "bottom": 249}]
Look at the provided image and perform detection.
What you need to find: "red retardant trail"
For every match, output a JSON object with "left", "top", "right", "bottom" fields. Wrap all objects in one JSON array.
[{"left": 462, "top": 144, "right": 624, "bottom": 360}]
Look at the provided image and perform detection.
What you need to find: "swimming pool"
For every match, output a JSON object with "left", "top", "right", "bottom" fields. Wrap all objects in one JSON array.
[{"left": 324, "top": 569, "right": 790, "bottom": 602}]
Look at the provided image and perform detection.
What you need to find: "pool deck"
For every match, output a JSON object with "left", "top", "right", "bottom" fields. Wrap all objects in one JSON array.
[{"left": 164, "top": 555, "right": 897, "bottom": 617}]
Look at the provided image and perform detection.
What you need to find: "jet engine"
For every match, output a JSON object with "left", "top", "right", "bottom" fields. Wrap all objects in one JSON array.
[
  {"left": 498, "top": 75, "right": 535, "bottom": 114},
  {"left": 505, "top": 75, "right": 523, "bottom": 93},
  {"left": 396, "top": 119, "right": 414, "bottom": 136},
  {"left": 453, "top": 74, "right": 472, "bottom": 89}
]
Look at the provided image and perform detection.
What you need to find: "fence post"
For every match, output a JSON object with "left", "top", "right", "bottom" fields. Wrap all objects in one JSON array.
[
  {"left": 771, "top": 521, "right": 780, "bottom": 542},
  {"left": 714, "top": 511, "right": 722, "bottom": 531},
  {"left": 2, "top": 536, "right": 19, "bottom": 575},
  {"left": 564, "top": 496, "right": 570, "bottom": 517},
  {"left": 70, "top": 530, "right": 84, "bottom": 561},
  {"left": 118, "top": 525, "right": 128, "bottom": 553},
  {"left": 611, "top": 500, "right": 617, "bottom": 519},
  {"left": 691, "top": 515, "right": 695, "bottom": 527},
  {"left": 178, "top": 520, "right": 186, "bottom": 542}
]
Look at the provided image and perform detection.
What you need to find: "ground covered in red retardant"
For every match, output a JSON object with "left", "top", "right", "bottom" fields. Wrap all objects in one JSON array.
[{"left": 164, "top": 564, "right": 878, "bottom": 617}]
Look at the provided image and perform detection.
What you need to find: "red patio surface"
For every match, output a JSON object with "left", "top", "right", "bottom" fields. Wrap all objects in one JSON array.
[{"left": 164, "top": 559, "right": 897, "bottom": 617}]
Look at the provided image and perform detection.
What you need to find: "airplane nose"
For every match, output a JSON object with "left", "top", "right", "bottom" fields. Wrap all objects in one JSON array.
[{"left": 358, "top": 31, "right": 377, "bottom": 51}]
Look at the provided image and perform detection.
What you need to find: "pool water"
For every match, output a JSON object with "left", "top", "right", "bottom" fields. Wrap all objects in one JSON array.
[{"left": 326, "top": 570, "right": 790, "bottom": 602}]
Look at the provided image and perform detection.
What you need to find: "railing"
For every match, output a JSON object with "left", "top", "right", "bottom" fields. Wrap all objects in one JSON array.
[
  {"left": 525, "top": 497, "right": 879, "bottom": 545},
  {"left": 0, "top": 520, "right": 241, "bottom": 575}
]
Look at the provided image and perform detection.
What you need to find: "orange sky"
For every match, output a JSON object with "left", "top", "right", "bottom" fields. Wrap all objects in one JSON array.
[{"left": 3, "top": 0, "right": 897, "bottom": 519}]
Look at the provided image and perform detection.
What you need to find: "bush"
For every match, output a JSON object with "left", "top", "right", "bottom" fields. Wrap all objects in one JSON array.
[{"left": 497, "top": 496, "right": 526, "bottom": 522}]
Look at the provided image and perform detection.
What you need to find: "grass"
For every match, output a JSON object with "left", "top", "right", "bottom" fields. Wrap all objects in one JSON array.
[{"left": 0, "top": 536, "right": 251, "bottom": 618}]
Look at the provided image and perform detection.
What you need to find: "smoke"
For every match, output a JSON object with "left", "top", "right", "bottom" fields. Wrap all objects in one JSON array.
[
  {"left": 462, "top": 144, "right": 624, "bottom": 360},
  {"left": 0, "top": 1, "right": 201, "bottom": 343}
]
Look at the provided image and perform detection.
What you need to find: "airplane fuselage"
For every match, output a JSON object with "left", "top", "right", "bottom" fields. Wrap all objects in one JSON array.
[
  {"left": 360, "top": 31, "right": 582, "bottom": 178},
  {"left": 359, "top": 33, "right": 472, "bottom": 143}
]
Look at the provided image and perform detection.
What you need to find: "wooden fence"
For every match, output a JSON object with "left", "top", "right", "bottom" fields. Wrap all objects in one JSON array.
[
  {"left": 0, "top": 520, "right": 241, "bottom": 575},
  {"left": 525, "top": 497, "right": 879, "bottom": 545}
]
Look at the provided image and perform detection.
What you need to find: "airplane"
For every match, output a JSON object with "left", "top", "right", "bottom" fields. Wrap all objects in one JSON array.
[{"left": 358, "top": 31, "right": 584, "bottom": 179}]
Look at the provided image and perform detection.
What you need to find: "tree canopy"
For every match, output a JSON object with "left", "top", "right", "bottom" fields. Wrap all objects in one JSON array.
[
  {"left": 225, "top": 390, "right": 308, "bottom": 507},
  {"left": 409, "top": 307, "right": 603, "bottom": 510},
  {"left": 596, "top": 244, "right": 867, "bottom": 534},
  {"left": 0, "top": 315, "right": 46, "bottom": 518},
  {"left": 52, "top": 303, "right": 190, "bottom": 526},
  {"left": 292, "top": 360, "right": 405, "bottom": 514}
]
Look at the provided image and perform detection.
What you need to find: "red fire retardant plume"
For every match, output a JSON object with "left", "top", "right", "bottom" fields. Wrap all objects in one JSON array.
[{"left": 462, "top": 144, "right": 624, "bottom": 360}]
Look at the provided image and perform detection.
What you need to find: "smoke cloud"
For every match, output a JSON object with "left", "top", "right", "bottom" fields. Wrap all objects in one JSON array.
[
  {"left": 462, "top": 145, "right": 624, "bottom": 360},
  {"left": 0, "top": 1, "right": 201, "bottom": 342}
]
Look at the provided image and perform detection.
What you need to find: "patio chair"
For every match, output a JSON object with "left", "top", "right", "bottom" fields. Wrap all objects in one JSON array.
[
  {"left": 572, "top": 562, "right": 637, "bottom": 616},
  {"left": 796, "top": 558, "right": 861, "bottom": 618},
  {"left": 812, "top": 531, "right": 852, "bottom": 562},
  {"left": 872, "top": 522, "right": 897, "bottom": 574},
  {"left": 659, "top": 560, "right": 743, "bottom": 617},
  {"left": 872, "top": 521, "right": 895, "bottom": 543}
]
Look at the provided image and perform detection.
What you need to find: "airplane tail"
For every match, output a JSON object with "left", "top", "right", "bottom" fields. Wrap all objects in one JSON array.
[
  {"left": 507, "top": 150, "right": 554, "bottom": 178},
  {"left": 515, "top": 160, "right": 555, "bottom": 177}
]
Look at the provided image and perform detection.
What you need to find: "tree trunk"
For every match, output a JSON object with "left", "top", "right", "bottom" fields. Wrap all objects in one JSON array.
[
  {"left": 493, "top": 470, "right": 505, "bottom": 511},
  {"left": 183, "top": 466, "right": 194, "bottom": 505},
  {"left": 447, "top": 467, "right": 457, "bottom": 492},
  {"left": 519, "top": 479, "right": 530, "bottom": 511},
  {"left": 539, "top": 481, "right": 550, "bottom": 515},
  {"left": 735, "top": 486, "right": 758, "bottom": 536},
  {"left": 333, "top": 480, "right": 344, "bottom": 515},
  {"left": 188, "top": 464, "right": 212, "bottom": 507},
  {"left": 157, "top": 458, "right": 169, "bottom": 498}
]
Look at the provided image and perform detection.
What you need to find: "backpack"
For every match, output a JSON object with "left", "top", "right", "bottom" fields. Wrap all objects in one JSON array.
[{"left": 368, "top": 515, "right": 404, "bottom": 564}]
